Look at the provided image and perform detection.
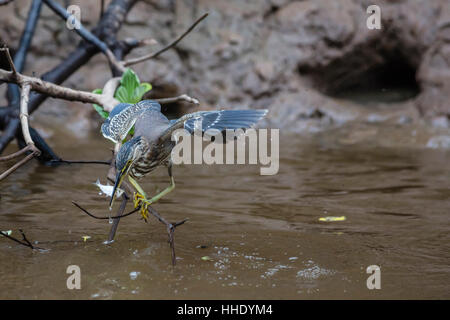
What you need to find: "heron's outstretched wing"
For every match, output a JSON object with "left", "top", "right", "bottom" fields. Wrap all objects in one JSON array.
[
  {"left": 101, "top": 100, "right": 161, "bottom": 143},
  {"left": 159, "top": 109, "right": 268, "bottom": 142}
]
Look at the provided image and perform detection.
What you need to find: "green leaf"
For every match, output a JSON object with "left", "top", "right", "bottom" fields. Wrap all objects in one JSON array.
[
  {"left": 132, "top": 83, "right": 152, "bottom": 103},
  {"left": 120, "top": 69, "right": 140, "bottom": 99},
  {"left": 115, "top": 86, "right": 130, "bottom": 103},
  {"left": 93, "top": 104, "right": 109, "bottom": 119},
  {"left": 91, "top": 88, "right": 109, "bottom": 119},
  {"left": 91, "top": 69, "right": 153, "bottom": 127}
]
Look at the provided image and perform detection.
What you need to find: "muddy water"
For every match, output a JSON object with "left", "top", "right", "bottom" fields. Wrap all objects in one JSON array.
[{"left": 0, "top": 126, "right": 449, "bottom": 299}]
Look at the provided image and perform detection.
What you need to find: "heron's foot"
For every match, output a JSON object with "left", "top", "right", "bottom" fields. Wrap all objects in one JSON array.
[
  {"left": 133, "top": 192, "right": 145, "bottom": 208},
  {"left": 133, "top": 192, "right": 152, "bottom": 221}
]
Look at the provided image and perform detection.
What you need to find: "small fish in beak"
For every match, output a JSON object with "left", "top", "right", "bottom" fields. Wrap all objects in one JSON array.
[{"left": 93, "top": 179, "right": 124, "bottom": 198}]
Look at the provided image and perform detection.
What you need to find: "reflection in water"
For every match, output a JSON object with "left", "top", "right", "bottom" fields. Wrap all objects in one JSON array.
[{"left": 0, "top": 128, "right": 449, "bottom": 299}]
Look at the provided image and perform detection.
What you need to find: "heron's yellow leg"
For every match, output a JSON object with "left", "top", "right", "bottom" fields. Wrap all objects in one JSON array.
[
  {"left": 148, "top": 164, "right": 176, "bottom": 204},
  {"left": 127, "top": 167, "right": 176, "bottom": 221},
  {"left": 128, "top": 176, "right": 149, "bottom": 220},
  {"left": 148, "top": 175, "right": 175, "bottom": 204}
]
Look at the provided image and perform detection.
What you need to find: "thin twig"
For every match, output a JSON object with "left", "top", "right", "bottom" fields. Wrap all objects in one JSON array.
[
  {"left": 0, "top": 144, "right": 33, "bottom": 162},
  {"left": 0, "top": 229, "right": 44, "bottom": 250},
  {"left": 155, "top": 94, "right": 200, "bottom": 105},
  {"left": 0, "top": 0, "right": 14, "bottom": 5},
  {"left": 72, "top": 201, "right": 140, "bottom": 220},
  {"left": 49, "top": 159, "right": 111, "bottom": 165},
  {"left": 123, "top": 13, "right": 208, "bottom": 67},
  {"left": 19, "top": 229, "right": 34, "bottom": 248},
  {"left": 0, "top": 46, "right": 17, "bottom": 74},
  {"left": 0, "top": 152, "right": 35, "bottom": 180}
]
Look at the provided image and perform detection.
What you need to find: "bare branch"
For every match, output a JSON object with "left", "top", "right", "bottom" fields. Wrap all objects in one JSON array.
[
  {"left": 72, "top": 201, "right": 140, "bottom": 220},
  {"left": 0, "top": 47, "right": 17, "bottom": 74},
  {"left": 123, "top": 13, "right": 208, "bottom": 67},
  {"left": 131, "top": 38, "right": 158, "bottom": 48},
  {"left": 0, "top": 81, "right": 40, "bottom": 181},
  {"left": 19, "top": 229, "right": 34, "bottom": 248},
  {"left": 101, "top": 77, "right": 121, "bottom": 111},
  {"left": 0, "top": 229, "right": 44, "bottom": 250},
  {"left": 0, "top": 152, "right": 35, "bottom": 180},
  {"left": 49, "top": 159, "right": 111, "bottom": 165},
  {"left": 0, "top": 144, "right": 33, "bottom": 162},
  {"left": 42, "top": 0, "right": 126, "bottom": 73},
  {"left": 155, "top": 94, "right": 200, "bottom": 105},
  {"left": 147, "top": 206, "right": 188, "bottom": 266},
  {"left": 19, "top": 83, "right": 36, "bottom": 147},
  {"left": 0, "top": 66, "right": 117, "bottom": 110},
  {"left": 0, "top": 0, "right": 14, "bottom": 6}
]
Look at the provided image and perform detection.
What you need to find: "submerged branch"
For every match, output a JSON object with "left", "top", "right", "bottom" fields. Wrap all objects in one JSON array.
[
  {"left": 147, "top": 206, "right": 188, "bottom": 266},
  {"left": 0, "top": 229, "right": 45, "bottom": 250},
  {"left": 72, "top": 201, "right": 140, "bottom": 220}
]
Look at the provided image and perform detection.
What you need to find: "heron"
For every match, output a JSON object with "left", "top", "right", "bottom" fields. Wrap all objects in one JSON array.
[{"left": 102, "top": 100, "right": 267, "bottom": 220}]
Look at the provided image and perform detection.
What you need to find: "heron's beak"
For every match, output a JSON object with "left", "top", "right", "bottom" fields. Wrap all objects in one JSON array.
[{"left": 109, "top": 161, "right": 131, "bottom": 209}]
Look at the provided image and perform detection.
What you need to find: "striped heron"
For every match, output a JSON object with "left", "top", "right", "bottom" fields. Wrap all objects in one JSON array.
[{"left": 102, "top": 100, "right": 267, "bottom": 220}]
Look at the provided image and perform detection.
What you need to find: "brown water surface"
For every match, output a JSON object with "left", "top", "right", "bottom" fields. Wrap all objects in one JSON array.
[{"left": 0, "top": 127, "right": 449, "bottom": 299}]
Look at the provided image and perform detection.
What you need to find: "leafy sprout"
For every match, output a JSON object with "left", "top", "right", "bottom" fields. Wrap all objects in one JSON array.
[{"left": 92, "top": 69, "right": 152, "bottom": 120}]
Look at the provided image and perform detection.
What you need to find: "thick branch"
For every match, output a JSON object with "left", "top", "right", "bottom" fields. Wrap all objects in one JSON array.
[
  {"left": 7, "top": 0, "right": 42, "bottom": 108},
  {"left": 42, "top": 0, "right": 126, "bottom": 73},
  {"left": 0, "top": 80, "right": 40, "bottom": 181},
  {"left": 19, "top": 83, "right": 34, "bottom": 146},
  {"left": 26, "top": 0, "right": 137, "bottom": 115},
  {"left": 0, "top": 68, "right": 117, "bottom": 109},
  {"left": 0, "top": 0, "right": 137, "bottom": 156}
]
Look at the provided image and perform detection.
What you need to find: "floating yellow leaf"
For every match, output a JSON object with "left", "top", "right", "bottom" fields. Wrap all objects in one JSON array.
[
  {"left": 319, "top": 216, "right": 346, "bottom": 222},
  {"left": 82, "top": 235, "right": 91, "bottom": 242}
]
